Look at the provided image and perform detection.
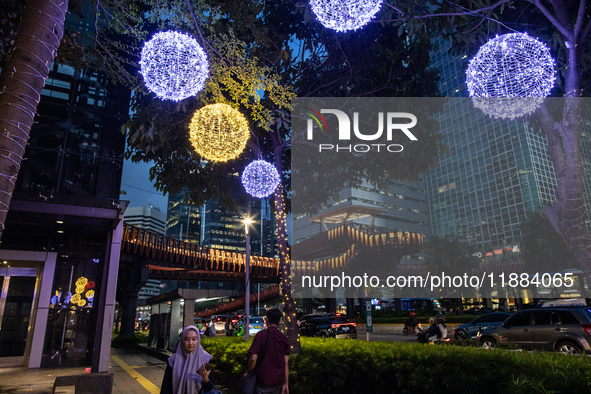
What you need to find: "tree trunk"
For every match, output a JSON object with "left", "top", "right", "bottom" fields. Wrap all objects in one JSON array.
[
  {"left": 273, "top": 183, "right": 301, "bottom": 354},
  {"left": 540, "top": 44, "right": 591, "bottom": 286},
  {"left": 0, "top": 0, "right": 68, "bottom": 238}
]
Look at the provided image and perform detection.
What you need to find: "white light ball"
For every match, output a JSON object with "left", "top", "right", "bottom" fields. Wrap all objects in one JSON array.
[
  {"left": 241, "top": 160, "right": 281, "bottom": 198},
  {"left": 310, "top": 0, "right": 382, "bottom": 32},
  {"left": 466, "top": 33, "right": 555, "bottom": 119},
  {"left": 140, "top": 31, "right": 209, "bottom": 101}
]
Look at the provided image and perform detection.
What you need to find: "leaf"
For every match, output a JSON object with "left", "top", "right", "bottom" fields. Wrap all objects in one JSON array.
[{"left": 398, "top": 24, "right": 405, "bottom": 38}]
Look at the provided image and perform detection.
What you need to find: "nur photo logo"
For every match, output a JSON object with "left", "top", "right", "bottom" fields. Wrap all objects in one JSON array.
[{"left": 305, "top": 108, "right": 418, "bottom": 152}]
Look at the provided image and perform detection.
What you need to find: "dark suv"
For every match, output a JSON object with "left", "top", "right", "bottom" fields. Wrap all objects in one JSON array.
[
  {"left": 477, "top": 307, "right": 591, "bottom": 354},
  {"left": 299, "top": 316, "right": 357, "bottom": 339}
]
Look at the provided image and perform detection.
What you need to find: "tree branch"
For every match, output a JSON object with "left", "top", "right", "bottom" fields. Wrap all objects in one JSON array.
[
  {"left": 184, "top": 0, "right": 226, "bottom": 62},
  {"left": 528, "top": 0, "right": 573, "bottom": 40},
  {"left": 538, "top": 102, "right": 566, "bottom": 205},
  {"left": 580, "top": 19, "right": 591, "bottom": 44},
  {"left": 384, "top": 0, "right": 513, "bottom": 20},
  {"left": 574, "top": 0, "right": 586, "bottom": 40}
]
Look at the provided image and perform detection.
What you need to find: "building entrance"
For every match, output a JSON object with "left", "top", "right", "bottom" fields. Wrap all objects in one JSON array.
[{"left": 0, "top": 267, "right": 38, "bottom": 367}]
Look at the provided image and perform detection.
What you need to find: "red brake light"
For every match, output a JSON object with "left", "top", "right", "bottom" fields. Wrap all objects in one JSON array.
[
  {"left": 331, "top": 324, "right": 338, "bottom": 328},
  {"left": 583, "top": 324, "right": 591, "bottom": 337}
]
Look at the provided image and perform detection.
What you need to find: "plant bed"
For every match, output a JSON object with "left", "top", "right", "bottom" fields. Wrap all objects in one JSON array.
[{"left": 201, "top": 337, "right": 591, "bottom": 394}]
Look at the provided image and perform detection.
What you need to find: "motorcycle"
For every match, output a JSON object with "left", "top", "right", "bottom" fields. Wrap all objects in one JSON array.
[{"left": 402, "top": 323, "right": 422, "bottom": 335}]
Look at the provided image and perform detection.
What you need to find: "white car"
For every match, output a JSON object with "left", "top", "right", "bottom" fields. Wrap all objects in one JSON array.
[
  {"left": 212, "top": 315, "right": 228, "bottom": 333},
  {"left": 249, "top": 317, "right": 266, "bottom": 335}
]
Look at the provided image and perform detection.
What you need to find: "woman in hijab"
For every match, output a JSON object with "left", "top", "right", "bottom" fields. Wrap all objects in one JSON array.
[{"left": 161, "top": 325, "right": 216, "bottom": 394}]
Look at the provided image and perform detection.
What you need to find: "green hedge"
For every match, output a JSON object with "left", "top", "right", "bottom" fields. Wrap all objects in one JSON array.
[{"left": 201, "top": 337, "right": 591, "bottom": 394}]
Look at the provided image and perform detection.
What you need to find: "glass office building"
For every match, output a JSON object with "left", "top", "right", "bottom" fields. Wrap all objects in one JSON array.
[
  {"left": 0, "top": 59, "right": 129, "bottom": 370},
  {"left": 166, "top": 190, "right": 277, "bottom": 258},
  {"left": 426, "top": 39, "right": 574, "bottom": 249}
]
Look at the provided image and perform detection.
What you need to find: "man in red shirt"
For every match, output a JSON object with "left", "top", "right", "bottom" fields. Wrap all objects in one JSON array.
[{"left": 247, "top": 308, "right": 290, "bottom": 394}]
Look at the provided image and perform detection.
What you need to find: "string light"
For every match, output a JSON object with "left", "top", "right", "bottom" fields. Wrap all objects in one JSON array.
[
  {"left": 241, "top": 160, "right": 281, "bottom": 198},
  {"left": 189, "top": 103, "right": 250, "bottom": 162},
  {"left": 310, "top": 0, "right": 382, "bottom": 32},
  {"left": 466, "top": 33, "right": 555, "bottom": 119},
  {"left": 0, "top": 0, "right": 67, "bottom": 233},
  {"left": 139, "top": 31, "right": 209, "bottom": 101}
]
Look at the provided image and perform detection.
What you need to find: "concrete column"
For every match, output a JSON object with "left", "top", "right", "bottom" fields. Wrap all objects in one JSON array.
[
  {"left": 29, "top": 252, "right": 57, "bottom": 368},
  {"left": 346, "top": 297, "right": 355, "bottom": 319},
  {"left": 169, "top": 299, "right": 181, "bottom": 351},
  {"left": 324, "top": 298, "right": 337, "bottom": 314},
  {"left": 117, "top": 265, "right": 148, "bottom": 337},
  {"left": 92, "top": 221, "right": 123, "bottom": 373},
  {"left": 183, "top": 299, "right": 196, "bottom": 328}
]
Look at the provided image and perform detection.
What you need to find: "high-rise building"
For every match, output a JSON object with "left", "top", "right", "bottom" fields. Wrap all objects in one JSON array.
[
  {"left": 0, "top": 55, "right": 130, "bottom": 372},
  {"left": 124, "top": 205, "right": 166, "bottom": 234},
  {"left": 123, "top": 205, "right": 167, "bottom": 306},
  {"left": 425, "top": 38, "right": 578, "bottom": 250},
  {"left": 292, "top": 179, "right": 430, "bottom": 262},
  {"left": 166, "top": 190, "right": 277, "bottom": 257}
]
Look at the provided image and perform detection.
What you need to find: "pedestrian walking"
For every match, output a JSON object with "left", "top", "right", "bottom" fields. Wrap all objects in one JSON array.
[
  {"left": 160, "top": 325, "right": 217, "bottom": 394},
  {"left": 209, "top": 318, "right": 217, "bottom": 336},
  {"left": 245, "top": 308, "right": 290, "bottom": 394},
  {"left": 225, "top": 318, "right": 233, "bottom": 337}
]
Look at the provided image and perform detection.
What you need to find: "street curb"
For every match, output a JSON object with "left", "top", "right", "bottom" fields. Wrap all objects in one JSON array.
[{"left": 133, "top": 344, "right": 170, "bottom": 362}]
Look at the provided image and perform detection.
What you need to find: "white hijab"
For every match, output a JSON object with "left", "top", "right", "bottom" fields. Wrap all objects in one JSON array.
[{"left": 168, "top": 325, "right": 213, "bottom": 394}]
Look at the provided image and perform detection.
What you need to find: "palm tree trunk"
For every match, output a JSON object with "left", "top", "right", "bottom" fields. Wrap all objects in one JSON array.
[{"left": 0, "top": 0, "right": 68, "bottom": 238}]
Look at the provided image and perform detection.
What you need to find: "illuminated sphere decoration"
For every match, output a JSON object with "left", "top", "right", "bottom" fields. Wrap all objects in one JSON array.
[
  {"left": 241, "top": 160, "right": 281, "bottom": 198},
  {"left": 310, "top": 0, "right": 382, "bottom": 32},
  {"left": 140, "top": 31, "right": 209, "bottom": 101},
  {"left": 466, "top": 33, "right": 555, "bottom": 119},
  {"left": 189, "top": 103, "right": 250, "bottom": 162}
]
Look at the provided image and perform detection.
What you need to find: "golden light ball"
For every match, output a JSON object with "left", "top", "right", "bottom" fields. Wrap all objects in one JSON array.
[
  {"left": 78, "top": 299, "right": 87, "bottom": 307},
  {"left": 71, "top": 294, "right": 81, "bottom": 304},
  {"left": 189, "top": 103, "right": 250, "bottom": 162}
]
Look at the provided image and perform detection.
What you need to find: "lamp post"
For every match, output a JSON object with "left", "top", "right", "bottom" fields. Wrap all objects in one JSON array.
[{"left": 244, "top": 217, "right": 252, "bottom": 342}]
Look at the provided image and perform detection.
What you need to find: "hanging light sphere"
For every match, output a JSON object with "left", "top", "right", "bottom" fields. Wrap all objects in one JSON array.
[
  {"left": 466, "top": 32, "right": 555, "bottom": 119},
  {"left": 310, "top": 0, "right": 382, "bottom": 32},
  {"left": 189, "top": 103, "right": 250, "bottom": 162},
  {"left": 140, "top": 31, "right": 209, "bottom": 101},
  {"left": 241, "top": 160, "right": 281, "bottom": 198}
]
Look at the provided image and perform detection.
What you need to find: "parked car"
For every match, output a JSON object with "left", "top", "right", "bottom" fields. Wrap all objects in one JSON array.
[
  {"left": 212, "top": 315, "right": 229, "bottom": 333},
  {"left": 477, "top": 307, "right": 591, "bottom": 354},
  {"left": 454, "top": 312, "right": 511, "bottom": 340},
  {"left": 249, "top": 316, "right": 266, "bottom": 335},
  {"left": 297, "top": 314, "right": 325, "bottom": 327},
  {"left": 463, "top": 307, "right": 495, "bottom": 315},
  {"left": 299, "top": 317, "right": 334, "bottom": 338},
  {"left": 327, "top": 316, "right": 357, "bottom": 339}
]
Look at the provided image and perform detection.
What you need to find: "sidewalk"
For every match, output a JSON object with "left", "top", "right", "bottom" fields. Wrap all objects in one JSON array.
[{"left": 0, "top": 347, "right": 232, "bottom": 394}]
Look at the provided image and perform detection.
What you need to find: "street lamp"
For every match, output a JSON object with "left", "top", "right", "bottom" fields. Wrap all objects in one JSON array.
[{"left": 244, "top": 217, "right": 252, "bottom": 341}]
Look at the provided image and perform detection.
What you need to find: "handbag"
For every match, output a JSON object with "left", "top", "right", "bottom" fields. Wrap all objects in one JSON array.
[{"left": 239, "top": 331, "right": 271, "bottom": 394}]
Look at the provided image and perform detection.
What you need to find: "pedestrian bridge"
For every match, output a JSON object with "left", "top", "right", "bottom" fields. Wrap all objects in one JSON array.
[{"left": 120, "top": 223, "right": 425, "bottom": 281}]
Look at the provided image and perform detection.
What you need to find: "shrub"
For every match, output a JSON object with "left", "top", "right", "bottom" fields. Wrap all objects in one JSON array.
[
  {"left": 201, "top": 337, "right": 591, "bottom": 394},
  {"left": 111, "top": 332, "right": 149, "bottom": 347}
]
